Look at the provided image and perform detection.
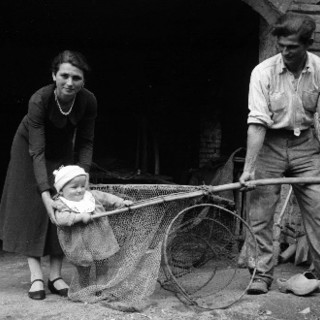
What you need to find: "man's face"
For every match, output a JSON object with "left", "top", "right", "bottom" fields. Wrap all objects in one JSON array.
[{"left": 276, "top": 34, "right": 310, "bottom": 71}]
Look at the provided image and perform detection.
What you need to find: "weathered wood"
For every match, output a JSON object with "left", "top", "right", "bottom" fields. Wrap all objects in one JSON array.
[
  {"left": 259, "top": 18, "right": 278, "bottom": 61},
  {"left": 92, "top": 176, "right": 320, "bottom": 219},
  {"left": 293, "top": 0, "right": 320, "bottom": 4},
  {"left": 271, "top": 0, "right": 296, "bottom": 12},
  {"left": 242, "top": 0, "right": 295, "bottom": 62},
  {"left": 241, "top": 0, "right": 282, "bottom": 25},
  {"left": 284, "top": 10, "right": 320, "bottom": 25},
  {"left": 291, "top": 3, "right": 320, "bottom": 13}
]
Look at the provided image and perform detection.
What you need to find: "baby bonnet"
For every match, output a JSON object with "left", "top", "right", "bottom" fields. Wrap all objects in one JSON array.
[{"left": 53, "top": 165, "right": 88, "bottom": 192}]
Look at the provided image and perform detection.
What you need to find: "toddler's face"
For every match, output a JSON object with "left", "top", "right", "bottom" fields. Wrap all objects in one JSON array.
[{"left": 61, "top": 175, "right": 87, "bottom": 202}]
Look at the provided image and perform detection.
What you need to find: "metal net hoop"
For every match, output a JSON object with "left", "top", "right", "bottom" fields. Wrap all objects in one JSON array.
[{"left": 161, "top": 203, "right": 257, "bottom": 310}]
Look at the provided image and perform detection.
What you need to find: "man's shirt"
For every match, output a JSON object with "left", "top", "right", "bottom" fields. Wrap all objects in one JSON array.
[{"left": 248, "top": 52, "right": 320, "bottom": 133}]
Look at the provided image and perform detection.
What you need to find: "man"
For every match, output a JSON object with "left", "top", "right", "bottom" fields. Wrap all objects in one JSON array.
[{"left": 240, "top": 13, "right": 320, "bottom": 294}]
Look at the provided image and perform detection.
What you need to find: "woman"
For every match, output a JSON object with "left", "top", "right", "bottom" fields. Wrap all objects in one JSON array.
[{"left": 0, "top": 50, "right": 97, "bottom": 300}]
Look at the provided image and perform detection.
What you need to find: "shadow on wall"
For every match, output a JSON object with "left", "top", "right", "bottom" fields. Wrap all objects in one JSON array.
[{"left": 0, "top": 0, "right": 259, "bottom": 188}]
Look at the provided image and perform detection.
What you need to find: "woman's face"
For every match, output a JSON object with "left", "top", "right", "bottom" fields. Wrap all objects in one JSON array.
[
  {"left": 52, "top": 62, "right": 84, "bottom": 101},
  {"left": 61, "top": 175, "right": 87, "bottom": 202}
]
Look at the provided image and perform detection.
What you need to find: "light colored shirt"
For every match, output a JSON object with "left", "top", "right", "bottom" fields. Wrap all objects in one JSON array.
[{"left": 248, "top": 52, "right": 320, "bottom": 134}]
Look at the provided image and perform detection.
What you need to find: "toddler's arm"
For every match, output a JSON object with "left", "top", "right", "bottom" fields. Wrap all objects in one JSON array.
[
  {"left": 72, "top": 212, "right": 92, "bottom": 224},
  {"left": 55, "top": 209, "right": 92, "bottom": 226},
  {"left": 54, "top": 200, "right": 92, "bottom": 226},
  {"left": 91, "top": 190, "right": 133, "bottom": 209}
]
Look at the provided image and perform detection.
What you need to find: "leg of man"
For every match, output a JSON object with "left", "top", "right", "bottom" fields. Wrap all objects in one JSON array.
[
  {"left": 294, "top": 183, "right": 320, "bottom": 277},
  {"left": 246, "top": 131, "right": 289, "bottom": 293},
  {"left": 289, "top": 129, "right": 320, "bottom": 277}
]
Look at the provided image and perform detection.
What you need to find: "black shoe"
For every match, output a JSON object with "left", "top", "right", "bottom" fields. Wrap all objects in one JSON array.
[
  {"left": 247, "top": 279, "right": 269, "bottom": 295},
  {"left": 48, "top": 277, "right": 69, "bottom": 297},
  {"left": 303, "top": 271, "right": 318, "bottom": 280},
  {"left": 28, "top": 279, "right": 46, "bottom": 300}
]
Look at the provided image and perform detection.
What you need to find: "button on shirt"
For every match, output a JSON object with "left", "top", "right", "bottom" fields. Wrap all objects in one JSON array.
[{"left": 248, "top": 52, "right": 320, "bottom": 132}]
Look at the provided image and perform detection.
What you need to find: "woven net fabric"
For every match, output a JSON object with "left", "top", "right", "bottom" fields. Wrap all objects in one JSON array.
[
  {"left": 57, "top": 184, "right": 229, "bottom": 311},
  {"left": 159, "top": 203, "right": 255, "bottom": 310}
]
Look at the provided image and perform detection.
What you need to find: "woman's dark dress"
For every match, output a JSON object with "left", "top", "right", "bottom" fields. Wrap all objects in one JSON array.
[{"left": 0, "top": 84, "right": 97, "bottom": 257}]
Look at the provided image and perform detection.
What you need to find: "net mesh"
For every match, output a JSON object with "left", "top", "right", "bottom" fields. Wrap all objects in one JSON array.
[
  {"left": 160, "top": 203, "right": 256, "bottom": 309},
  {"left": 57, "top": 184, "right": 239, "bottom": 311}
]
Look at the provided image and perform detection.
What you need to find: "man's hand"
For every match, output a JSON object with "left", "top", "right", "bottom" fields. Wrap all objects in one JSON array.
[{"left": 239, "top": 171, "right": 256, "bottom": 191}]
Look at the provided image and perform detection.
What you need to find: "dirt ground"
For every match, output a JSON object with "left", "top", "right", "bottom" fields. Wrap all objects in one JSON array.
[{"left": 1, "top": 251, "right": 320, "bottom": 320}]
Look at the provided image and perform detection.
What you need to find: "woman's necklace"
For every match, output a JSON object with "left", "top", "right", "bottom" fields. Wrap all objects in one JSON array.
[{"left": 54, "top": 89, "right": 76, "bottom": 116}]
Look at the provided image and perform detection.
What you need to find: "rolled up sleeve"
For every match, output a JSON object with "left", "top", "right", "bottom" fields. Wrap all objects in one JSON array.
[{"left": 248, "top": 67, "right": 273, "bottom": 128}]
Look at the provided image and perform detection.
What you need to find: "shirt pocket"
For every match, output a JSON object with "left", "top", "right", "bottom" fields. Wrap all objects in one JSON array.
[
  {"left": 302, "top": 90, "right": 319, "bottom": 112},
  {"left": 269, "top": 92, "right": 286, "bottom": 113}
]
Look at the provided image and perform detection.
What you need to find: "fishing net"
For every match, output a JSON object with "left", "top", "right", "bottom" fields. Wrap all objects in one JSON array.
[
  {"left": 57, "top": 184, "right": 256, "bottom": 311},
  {"left": 160, "top": 203, "right": 257, "bottom": 310}
]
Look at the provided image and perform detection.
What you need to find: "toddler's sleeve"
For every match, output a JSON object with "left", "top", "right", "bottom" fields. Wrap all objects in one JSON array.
[
  {"left": 55, "top": 201, "right": 77, "bottom": 226},
  {"left": 91, "top": 190, "right": 125, "bottom": 209}
]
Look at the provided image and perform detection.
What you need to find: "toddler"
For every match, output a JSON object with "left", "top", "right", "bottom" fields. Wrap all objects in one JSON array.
[{"left": 53, "top": 165, "right": 132, "bottom": 285}]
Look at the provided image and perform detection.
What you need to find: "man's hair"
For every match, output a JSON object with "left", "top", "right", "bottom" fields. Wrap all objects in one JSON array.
[{"left": 271, "top": 13, "right": 315, "bottom": 44}]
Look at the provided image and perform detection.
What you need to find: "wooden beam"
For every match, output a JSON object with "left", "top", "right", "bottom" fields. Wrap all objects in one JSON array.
[
  {"left": 291, "top": 3, "right": 320, "bottom": 13},
  {"left": 241, "top": 0, "right": 280, "bottom": 25},
  {"left": 241, "top": 0, "right": 294, "bottom": 24},
  {"left": 259, "top": 18, "right": 278, "bottom": 61},
  {"left": 293, "top": 0, "right": 320, "bottom": 4},
  {"left": 270, "top": 0, "right": 295, "bottom": 13}
]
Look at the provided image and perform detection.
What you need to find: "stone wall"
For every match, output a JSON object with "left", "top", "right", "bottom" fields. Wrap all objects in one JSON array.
[{"left": 290, "top": 0, "right": 320, "bottom": 56}]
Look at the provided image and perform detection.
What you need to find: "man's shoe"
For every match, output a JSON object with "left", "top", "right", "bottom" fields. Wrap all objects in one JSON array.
[
  {"left": 247, "top": 279, "right": 268, "bottom": 295},
  {"left": 277, "top": 273, "right": 320, "bottom": 296},
  {"left": 302, "top": 271, "right": 318, "bottom": 280}
]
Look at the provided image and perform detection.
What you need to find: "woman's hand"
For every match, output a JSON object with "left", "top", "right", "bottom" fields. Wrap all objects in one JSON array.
[{"left": 41, "top": 191, "right": 59, "bottom": 225}]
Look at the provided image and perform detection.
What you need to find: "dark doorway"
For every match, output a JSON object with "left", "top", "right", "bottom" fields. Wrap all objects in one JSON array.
[{"left": 1, "top": 0, "right": 259, "bottom": 187}]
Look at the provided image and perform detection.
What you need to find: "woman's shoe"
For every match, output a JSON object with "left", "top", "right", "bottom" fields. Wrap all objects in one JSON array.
[
  {"left": 48, "top": 277, "right": 69, "bottom": 297},
  {"left": 28, "top": 279, "right": 46, "bottom": 300}
]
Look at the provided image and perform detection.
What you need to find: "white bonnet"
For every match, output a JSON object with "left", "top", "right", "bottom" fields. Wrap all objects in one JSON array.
[{"left": 53, "top": 165, "right": 88, "bottom": 193}]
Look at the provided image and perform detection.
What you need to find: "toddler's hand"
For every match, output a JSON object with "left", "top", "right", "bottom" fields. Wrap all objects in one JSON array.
[
  {"left": 82, "top": 213, "right": 92, "bottom": 224},
  {"left": 123, "top": 200, "right": 133, "bottom": 207}
]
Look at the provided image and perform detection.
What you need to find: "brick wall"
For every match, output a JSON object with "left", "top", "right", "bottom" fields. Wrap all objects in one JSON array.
[{"left": 199, "top": 115, "right": 222, "bottom": 167}]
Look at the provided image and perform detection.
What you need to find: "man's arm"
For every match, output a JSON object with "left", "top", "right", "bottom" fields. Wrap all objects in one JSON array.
[{"left": 239, "top": 124, "right": 267, "bottom": 185}]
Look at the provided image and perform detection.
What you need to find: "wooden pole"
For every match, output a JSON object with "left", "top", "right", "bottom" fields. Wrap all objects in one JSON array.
[{"left": 91, "top": 176, "right": 320, "bottom": 220}]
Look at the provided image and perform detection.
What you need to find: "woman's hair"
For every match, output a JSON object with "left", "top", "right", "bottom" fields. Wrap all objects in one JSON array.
[
  {"left": 51, "top": 50, "right": 91, "bottom": 76},
  {"left": 272, "top": 13, "right": 315, "bottom": 44}
]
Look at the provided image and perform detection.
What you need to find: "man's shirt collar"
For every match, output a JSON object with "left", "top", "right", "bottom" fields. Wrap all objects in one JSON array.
[{"left": 277, "top": 52, "right": 311, "bottom": 74}]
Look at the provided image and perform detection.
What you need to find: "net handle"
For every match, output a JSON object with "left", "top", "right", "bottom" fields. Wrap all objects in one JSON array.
[{"left": 91, "top": 176, "right": 320, "bottom": 220}]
